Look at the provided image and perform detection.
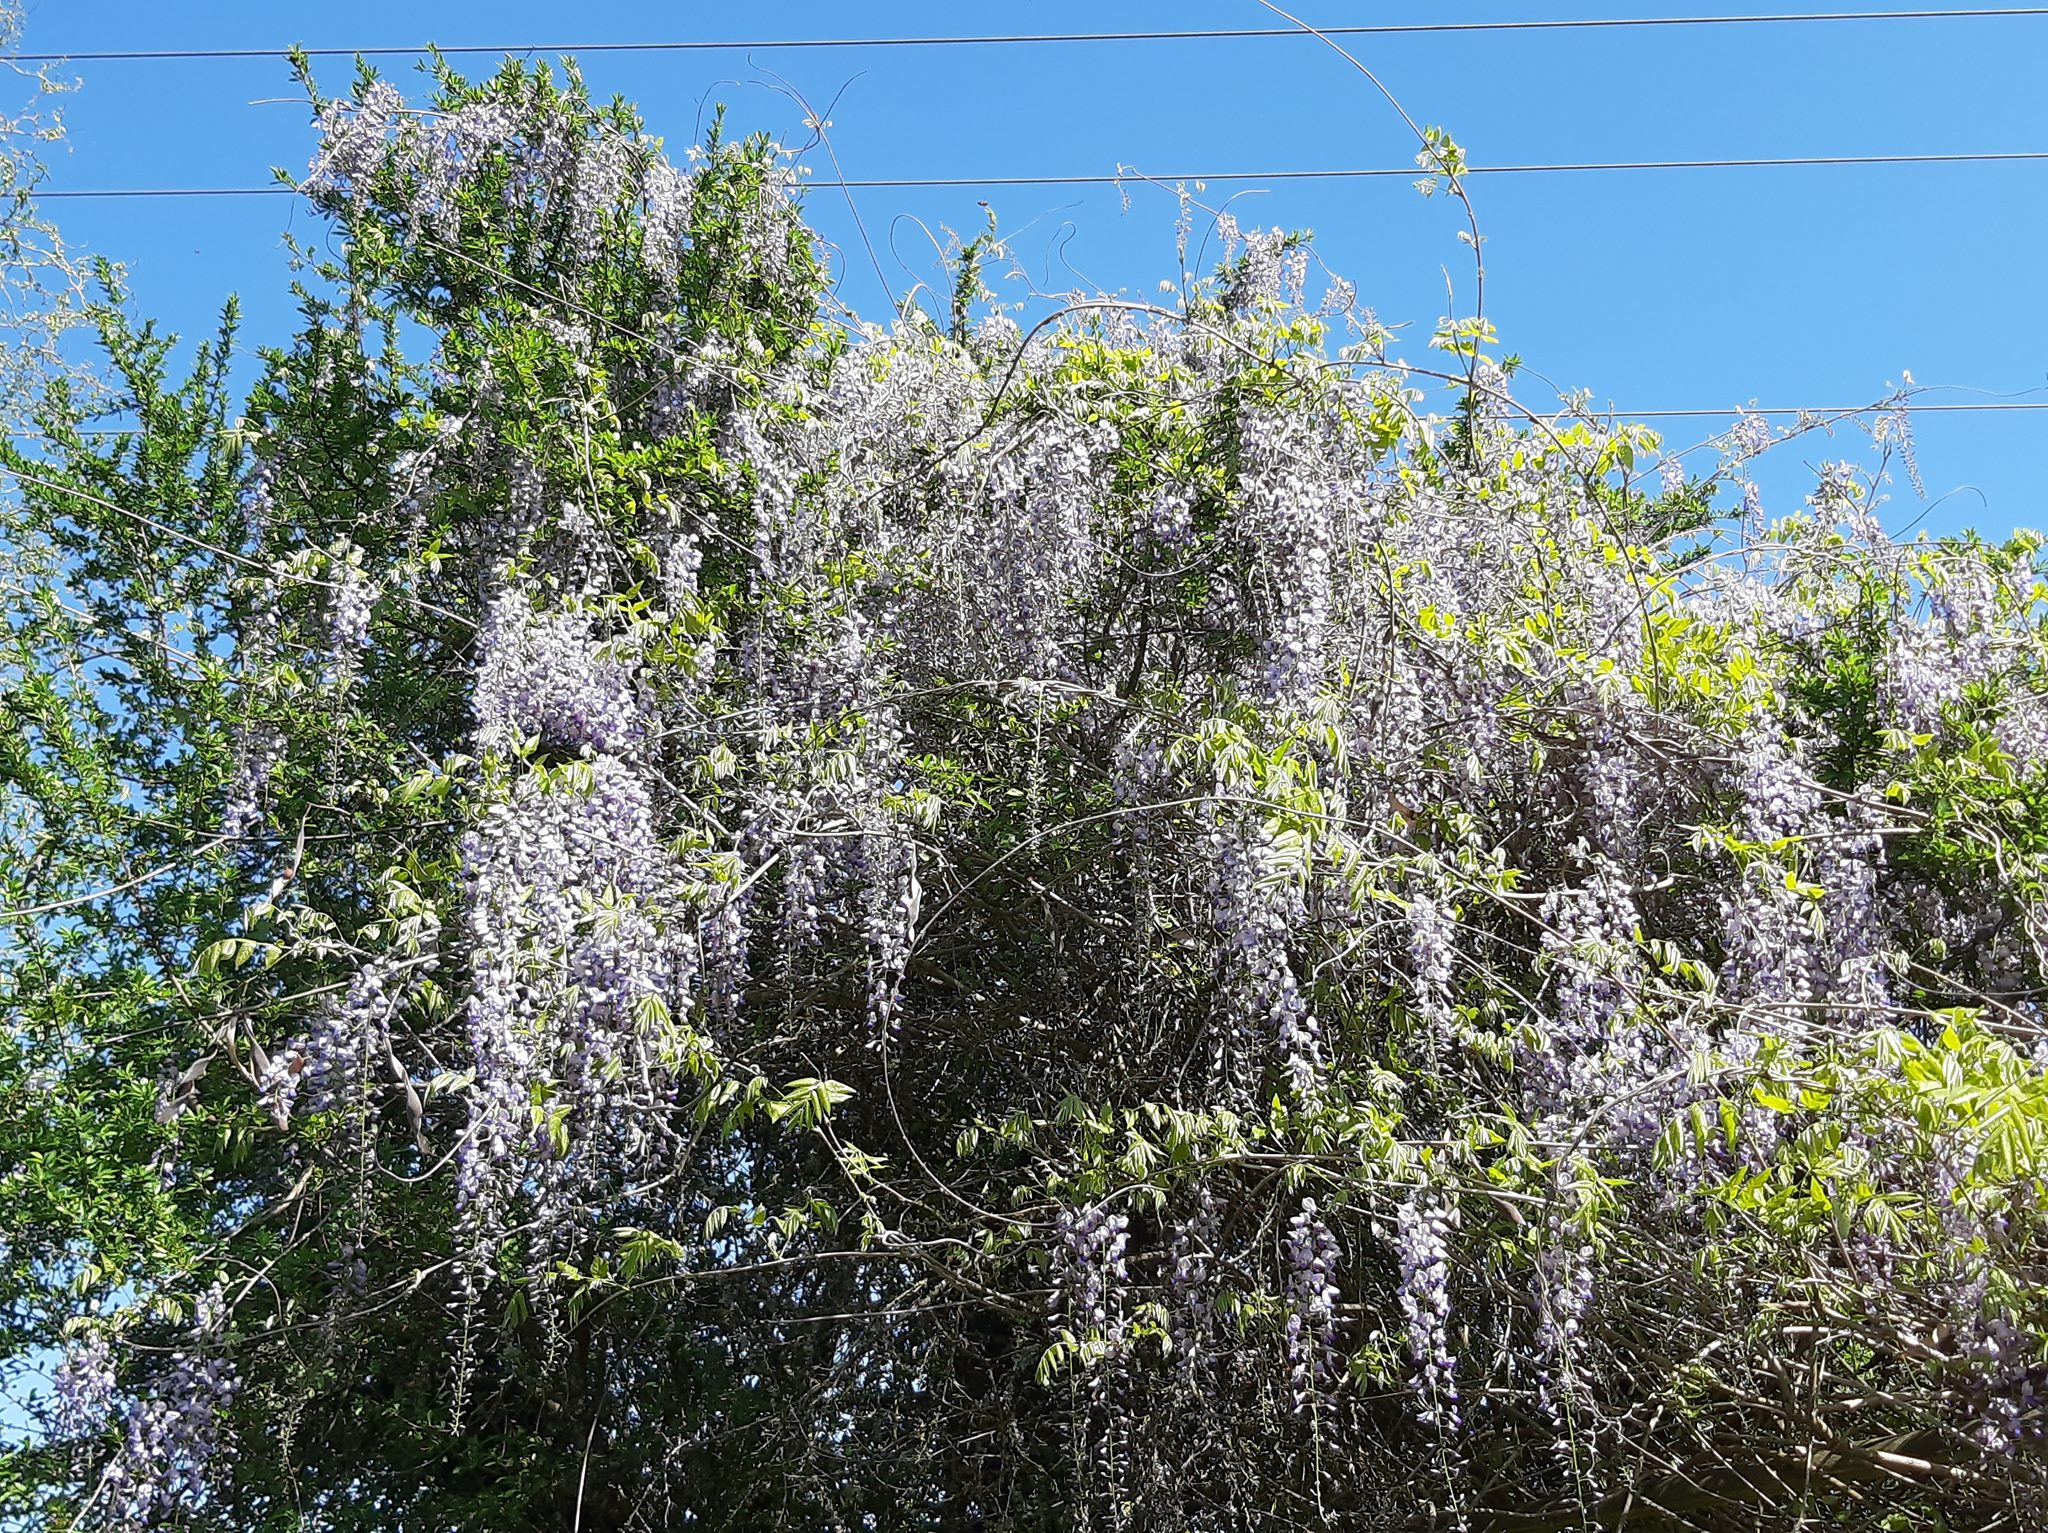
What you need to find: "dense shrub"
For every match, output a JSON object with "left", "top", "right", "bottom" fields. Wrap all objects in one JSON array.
[{"left": 5, "top": 57, "right": 2045, "bottom": 1532}]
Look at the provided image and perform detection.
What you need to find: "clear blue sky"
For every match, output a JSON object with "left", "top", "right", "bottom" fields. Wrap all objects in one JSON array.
[{"left": 14, "top": 1, "right": 2048, "bottom": 536}]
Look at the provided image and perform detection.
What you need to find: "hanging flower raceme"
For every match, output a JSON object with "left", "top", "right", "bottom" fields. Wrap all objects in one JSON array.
[
  {"left": 1395, "top": 1192, "right": 1461, "bottom": 1431},
  {"left": 1050, "top": 1202, "right": 1133, "bottom": 1358},
  {"left": 1284, "top": 1197, "right": 1343, "bottom": 1413},
  {"left": 96, "top": 1355, "right": 241, "bottom": 1527}
]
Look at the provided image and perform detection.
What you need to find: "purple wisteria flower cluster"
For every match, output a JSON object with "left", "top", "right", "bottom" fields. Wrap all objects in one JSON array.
[
  {"left": 301, "top": 73, "right": 720, "bottom": 299},
  {"left": 1202, "top": 817, "right": 1324, "bottom": 1102},
  {"left": 1283, "top": 1198, "right": 1342, "bottom": 1412},
  {"left": 49, "top": 1333, "right": 116, "bottom": 1442},
  {"left": 1395, "top": 1193, "right": 1460, "bottom": 1431},
  {"left": 1050, "top": 1202, "right": 1132, "bottom": 1355},
  {"left": 258, "top": 953, "right": 411, "bottom": 1127},
  {"left": 96, "top": 1355, "right": 241, "bottom": 1526},
  {"left": 46, "top": 1308, "right": 241, "bottom": 1529}
]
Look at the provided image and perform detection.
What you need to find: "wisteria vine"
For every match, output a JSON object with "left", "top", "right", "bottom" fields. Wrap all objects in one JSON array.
[{"left": 12, "top": 53, "right": 2048, "bottom": 1533}]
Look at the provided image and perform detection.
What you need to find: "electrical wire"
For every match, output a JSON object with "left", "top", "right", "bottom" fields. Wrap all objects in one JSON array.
[
  {"left": 29, "top": 148, "right": 2048, "bottom": 200},
  {"left": 7, "top": 9, "right": 2048, "bottom": 63},
  {"left": 1606, "top": 401, "right": 2048, "bottom": 416}
]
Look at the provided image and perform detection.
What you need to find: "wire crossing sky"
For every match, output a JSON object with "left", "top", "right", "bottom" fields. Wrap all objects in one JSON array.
[
  {"left": 10, "top": 8, "right": 2048, "bottom": 60},
  {"left": 32, "top": 148, "right": 2048, "bottom": 196},
  {"left": 14, "top": 0, "right": 2048, "bottom": 535}
]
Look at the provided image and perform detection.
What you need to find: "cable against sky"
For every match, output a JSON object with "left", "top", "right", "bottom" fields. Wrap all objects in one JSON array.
[
  {"left": 6, "top": 8, "right": 2048, "bottom": 62},
  {"left": 30, "top": 148, "right": 2048, "bottom": 199}
]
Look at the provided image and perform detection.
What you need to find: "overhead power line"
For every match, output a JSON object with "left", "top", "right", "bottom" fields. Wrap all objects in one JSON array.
[
  {"left": 31, "top": 149, "right": 2048, "bottom": 200},
  {"left": 7, "top": 9, "right": 2048, "bottom": 63},
  {"left": 1620, "top": 401, "right": 2048, "bottom": 417}
]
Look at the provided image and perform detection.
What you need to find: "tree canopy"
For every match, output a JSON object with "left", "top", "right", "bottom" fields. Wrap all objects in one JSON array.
[{"left": 3, "top": 53, "right": 2046, "bottom": 1533}]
